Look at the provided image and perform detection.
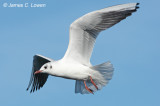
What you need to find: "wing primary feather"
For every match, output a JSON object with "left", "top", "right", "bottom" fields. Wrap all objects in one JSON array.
[
  {"left": 27, "top": 55, "right": 52, "bottom": 93},
  {"left": 26, "top": 66, "right": 35, "bottom": 91}
]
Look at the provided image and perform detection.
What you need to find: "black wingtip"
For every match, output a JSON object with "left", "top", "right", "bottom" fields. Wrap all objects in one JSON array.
[{"left": 136, "top": 3, "right": 140, "bottom": 9}]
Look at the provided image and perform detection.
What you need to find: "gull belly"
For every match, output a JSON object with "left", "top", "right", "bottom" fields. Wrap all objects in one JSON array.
[{"left": 49, "top": 60, "right": 92, "bottom": 80}]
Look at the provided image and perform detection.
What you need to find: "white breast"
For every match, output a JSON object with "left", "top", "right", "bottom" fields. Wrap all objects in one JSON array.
[{"left": 50, "top": 60, "right": 92, "bottom": 80}]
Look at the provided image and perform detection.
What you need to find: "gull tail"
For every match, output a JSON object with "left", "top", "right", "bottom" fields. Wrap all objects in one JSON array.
[{"left": 75, "top": 61, "right": 114, "bottom": 94}]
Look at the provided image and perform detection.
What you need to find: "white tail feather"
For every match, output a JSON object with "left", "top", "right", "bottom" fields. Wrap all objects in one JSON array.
[{"left": 75, "top": 61, "right": 114, "bottom": 94}]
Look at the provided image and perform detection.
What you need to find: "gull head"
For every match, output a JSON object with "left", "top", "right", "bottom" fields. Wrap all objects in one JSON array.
[{"left": 34, "top": 63, "right": 53, "bottom": 74}]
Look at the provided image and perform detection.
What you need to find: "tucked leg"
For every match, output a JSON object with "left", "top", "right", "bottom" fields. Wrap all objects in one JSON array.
[
  {"left": 83, "top": 81, "right": 93, "bottom": 94},
  {"left": 90, "top": 76, "right": 98, "bottom": 90}
]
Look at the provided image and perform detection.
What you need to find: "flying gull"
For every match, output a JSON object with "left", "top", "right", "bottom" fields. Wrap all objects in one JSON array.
[{"left": 27, "top": 3, "right": 139, "bottom": 94}]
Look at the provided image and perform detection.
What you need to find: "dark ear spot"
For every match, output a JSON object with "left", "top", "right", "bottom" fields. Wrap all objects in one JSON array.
[
  {"left": 44, "top": 66, "right": 47, "bottom": 69},
  {"left": 50, "top": 66, "right": 52, "bottom": 69}
]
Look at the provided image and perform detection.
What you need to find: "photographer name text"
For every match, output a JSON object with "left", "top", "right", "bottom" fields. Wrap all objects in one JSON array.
[{"left": 3, "top": 3, "right": 46, "bottom": 8}]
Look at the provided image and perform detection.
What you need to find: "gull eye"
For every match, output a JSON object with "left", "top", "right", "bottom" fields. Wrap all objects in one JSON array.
[
  {"left": 44, "top": 66, "right": 47, "bottom": 69},
  {"left": 50, "top": 66, "right": 52, "bottom": 69}
]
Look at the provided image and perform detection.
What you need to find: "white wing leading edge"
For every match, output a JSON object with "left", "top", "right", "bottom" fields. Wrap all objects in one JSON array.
[{"left": 63, "top": 3, "right": 139, "bottom": 66}]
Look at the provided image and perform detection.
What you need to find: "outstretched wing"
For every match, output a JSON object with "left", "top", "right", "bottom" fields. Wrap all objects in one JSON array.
[
  {"left": 63, "top": 3, "right": 139, "bottom": 66},
  {"left": 26, "top": 54, "right": 54, "bottom": 93}
]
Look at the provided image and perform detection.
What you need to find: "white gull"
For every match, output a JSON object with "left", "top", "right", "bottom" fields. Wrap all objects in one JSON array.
[{"left": 27, "top": 3, "right": 139, "bottom": 94}]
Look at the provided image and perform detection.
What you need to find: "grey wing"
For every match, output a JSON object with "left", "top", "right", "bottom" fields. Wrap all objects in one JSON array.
[
  {"left": 63, "top": 3, "right": 139, "bottom": 66},
  {"left": 26, "top": 54, "right": 53, "bottom": 93}
]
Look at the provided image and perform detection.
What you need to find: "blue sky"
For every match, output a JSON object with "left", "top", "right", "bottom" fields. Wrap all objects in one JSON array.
[{"left": 0, "top": 0, "right": 160, "bottom": 106}]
